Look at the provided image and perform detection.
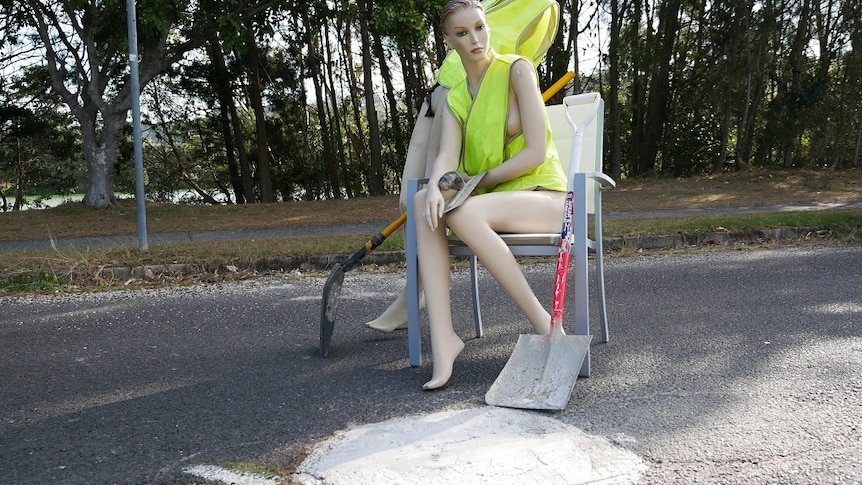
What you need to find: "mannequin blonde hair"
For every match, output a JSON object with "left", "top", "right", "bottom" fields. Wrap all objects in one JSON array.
[{"left": 439, "top": 0, "right": 485, "bottom": 32}]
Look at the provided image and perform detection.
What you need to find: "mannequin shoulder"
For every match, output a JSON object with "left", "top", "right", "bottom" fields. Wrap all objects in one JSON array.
[{"left": 509, "top": 59, "right": 538, "bottom": 88}]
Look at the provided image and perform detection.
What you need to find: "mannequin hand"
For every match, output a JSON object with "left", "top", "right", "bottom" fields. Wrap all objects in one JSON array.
[
  {"left": 423, "top": 185, "right": 445, "bottom": 231},
  {"left": 438, "top": 171, "right": 469, "bottom": 191}
]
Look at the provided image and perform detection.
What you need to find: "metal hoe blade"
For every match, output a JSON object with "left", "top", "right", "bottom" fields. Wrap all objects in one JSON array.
[
  {"left": 485, "top": 333, "right": 592, "bottom": 410},
  {"left": 319, "top": 264, "right": 344, "bottom": 357}
]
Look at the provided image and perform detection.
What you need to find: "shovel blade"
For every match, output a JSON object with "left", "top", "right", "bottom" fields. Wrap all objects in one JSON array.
[
  {"left": 485, "top": 334, "right": 592, "bottom": 410},
  {"left": 319, "top": 264, "right": 344, "bottom": 357}
]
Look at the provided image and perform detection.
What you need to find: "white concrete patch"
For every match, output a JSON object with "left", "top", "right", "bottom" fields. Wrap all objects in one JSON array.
[
  {"left": 293, "top": 407, "right": 647, "bottom": 485},
  {"left": 183, "top": 464, "right": 281, "bottom": 485}
]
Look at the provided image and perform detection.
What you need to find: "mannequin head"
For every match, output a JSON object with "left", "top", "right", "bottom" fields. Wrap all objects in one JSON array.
[{"left": 441, "top": 0, "right": 489, "bottom": 62}]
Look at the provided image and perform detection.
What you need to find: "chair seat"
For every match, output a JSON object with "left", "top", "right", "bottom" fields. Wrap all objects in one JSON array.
[
  {"left": 449, "top": 233, "right": 562, "bottom": 257},
  {"left": 449, "top": 233, "right": 560, "bottom": 247}
]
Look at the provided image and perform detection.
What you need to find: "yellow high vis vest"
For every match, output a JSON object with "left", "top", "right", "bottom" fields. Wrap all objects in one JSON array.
[{"left": 447, "top": 52, "right": 567, "bottom": 194}]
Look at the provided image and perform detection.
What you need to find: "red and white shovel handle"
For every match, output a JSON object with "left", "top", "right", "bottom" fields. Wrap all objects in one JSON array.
[{"left": 550, "top": 191, "right": 575, "bottom": 332}]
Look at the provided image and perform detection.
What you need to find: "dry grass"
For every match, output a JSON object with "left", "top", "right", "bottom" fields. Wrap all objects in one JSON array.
[
  {"left": 1, "top": 168, "right": 861, "bottom": 294},
  {"left": 605, "top": 168, "right": 862, "bottom": 210},
  {"left": 0, "top": 195, "right": 404, "bottom": 241},
  {"left": 2, "top": 168, "right": 860, "bottom": 242},
  {"left": 0, "top": 170, "right": 862, "bottom": 240}
]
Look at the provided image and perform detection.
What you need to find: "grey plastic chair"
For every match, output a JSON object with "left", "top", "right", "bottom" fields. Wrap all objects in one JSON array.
[{"left": 405, "top": 93, "right": 614, "bottom": 376}]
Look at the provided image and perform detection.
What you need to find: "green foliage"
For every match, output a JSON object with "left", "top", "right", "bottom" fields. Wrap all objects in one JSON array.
[
  {"left": 0, "top": 271, "right": 70, "bottom": 293},
  {"left": 0, "top": 77, "right": 83, "bottom": 206},
  {"left": 4, "top": 0, "right": 862, "bottom": 206},
  {"left": 370, "top": 0, "right": 434, "bottom": 47}
]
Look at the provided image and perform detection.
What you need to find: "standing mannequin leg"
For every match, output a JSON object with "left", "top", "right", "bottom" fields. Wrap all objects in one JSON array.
[{"left": 366, "top": 86, "right": 449, "bottom": 333}]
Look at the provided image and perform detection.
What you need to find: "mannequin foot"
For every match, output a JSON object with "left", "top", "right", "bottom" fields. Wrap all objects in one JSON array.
[
  {"left": 365, "top": 318, "right": 408, "bottom": 333},
  {"left": 422, "top": 333, "right": 465, "bottom": 390},
  {"left": 365, "top": 290, "right": 425, "bottom": 333}
]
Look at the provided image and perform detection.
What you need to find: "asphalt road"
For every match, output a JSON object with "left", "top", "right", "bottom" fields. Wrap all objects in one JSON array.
[{"left": 1, "top": 245, "right": 861, "bottom": 483}]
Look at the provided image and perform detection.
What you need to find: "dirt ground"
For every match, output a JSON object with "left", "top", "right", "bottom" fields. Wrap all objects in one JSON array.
[{"left": 2, "top": 168, "right": 861, "bottom": 241}]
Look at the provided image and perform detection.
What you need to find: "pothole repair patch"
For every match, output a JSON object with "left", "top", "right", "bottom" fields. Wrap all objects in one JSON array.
[{"left": 293, "top": 406, "right": 647, "bottom": 485}]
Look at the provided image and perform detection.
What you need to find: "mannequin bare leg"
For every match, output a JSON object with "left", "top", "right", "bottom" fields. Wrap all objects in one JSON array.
[
  {"left": 365, "top": 286, "right": 426, "bottom": 332},
  {"left": 417, "top": 188, "right": 566, "bottom": 390},
  {"left": 414, "top": 188, "right": 465, "bottom": 390}
]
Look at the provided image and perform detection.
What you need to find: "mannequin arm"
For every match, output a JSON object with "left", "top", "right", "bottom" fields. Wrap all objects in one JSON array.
[{"left": 477, "top": 59, "right": 548, "bottom": 189}]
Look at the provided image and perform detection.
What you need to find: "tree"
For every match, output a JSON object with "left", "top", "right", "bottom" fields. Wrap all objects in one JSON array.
[
  {"left": 15, "top": 0, "right": 277, "bottom": 208},
  {"left": 18, "top": 0, "right": 186, "bottom": 207},
  {"left": 605, "top": 0, "right": 632, "bottom": 179},
  {"left": 0, "top": 98, "right": 80, "bottom": 210},
  {"left": 359, "top": 0, "right": 384, "bottom": 195},
  {"left": 6, "top": 0, "right": 862, "bottom": 207},
  {"left": 635, "top": 0, "right": 683, "bottom": 176},
  {"left": 242, "top": 18, "right": 275, "bottom": 202},
  {"left": 207, "top": 32, "right": 253, "bottom": 203}
]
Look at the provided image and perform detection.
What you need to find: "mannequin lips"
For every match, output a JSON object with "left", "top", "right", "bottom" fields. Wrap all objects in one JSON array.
[{"left": 471, "top": 47, "right": 484, "bottom": 55}]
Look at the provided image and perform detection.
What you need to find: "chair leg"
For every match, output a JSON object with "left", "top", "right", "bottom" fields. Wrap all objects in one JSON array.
[
  {"left": 573, "top": 173, "right": 590, "bottom": 378},
  {"left": 469, "top": 255, "right": 483, "bottom": 338},
  {"left": 406, "top": 180, "right": 422, "bottom": 367},
  {"left": 594, "top": 192, "right": 610, "bottom": 343},
  {"left": 595, "top": 240, "right": 610, "bottom": 343}
]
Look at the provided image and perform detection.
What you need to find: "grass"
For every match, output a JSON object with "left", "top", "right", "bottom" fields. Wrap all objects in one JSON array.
[
  {"left": 606, "top": 209, "right": 862, "bottom": 238},
  {"left": 1, "top": 168, "right": 861, "bottom": 295}
]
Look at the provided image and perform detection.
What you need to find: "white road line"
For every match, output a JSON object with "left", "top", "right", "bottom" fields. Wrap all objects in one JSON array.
[{"left": 182, "top": 464, "right": 282, "bottom": 485}]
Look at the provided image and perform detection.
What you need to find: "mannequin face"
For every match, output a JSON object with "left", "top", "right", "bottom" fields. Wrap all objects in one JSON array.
[{"left": 444, "top": 7, "right": 490, "bottom": 63}]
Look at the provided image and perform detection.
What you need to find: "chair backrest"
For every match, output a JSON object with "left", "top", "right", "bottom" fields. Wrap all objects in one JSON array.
[{"left": 546, "top": 93, "right": 604, "bottom": 214}]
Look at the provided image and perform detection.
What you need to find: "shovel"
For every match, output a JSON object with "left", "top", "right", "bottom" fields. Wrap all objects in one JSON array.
[
  {"left": 319, "top": 213, "right": 406, "bottom": 356},
  {"left": 485, "top": 94, "right": 600, "bottom": 410}
]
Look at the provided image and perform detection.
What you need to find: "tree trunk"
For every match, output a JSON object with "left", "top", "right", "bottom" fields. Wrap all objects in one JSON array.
[
  {"left": 360, "top": 0, "right": 384, "bottom": 195},
  {"left": 13, "top": 138, "right": 24, "bottom": 211},
  {"left": 607, "top": 0, "right": 627, "bottom": 179},
  {"left": 245, "top": 22, "right": 275, "bottom": 202},
  {"left": 80, "top": 110, "right": 124, "bottom": 208},
  {"left": 304, "top": 11, "right": 339, "bottom": 198},
  {"left": 736, "top": 0, "right": 771, "bottom": 170},
  {"left": 570, "top": 0, "right": 580, "bottom": 92},
  {"left": 334, "top": 17, "right": 362, "bottom": 198},
  {"left": 399, "top": 46, "right": 421, "bottom": 120},
  {"left": 208, "top": 35, "right": 244, "bottom": 204},
  {"left": 328, "top": 19, "right": 354, "bottom": 198},
  {"left": 638, "top": 0, "right": 682, "bottom": 176},
  {"left": 715, "top": 100, "right": 731, "bottom": 174},
  {"left": 783, "top": 0, "right": 813, "bottom": 168},
  {"left": 854, "top": 120, "right": 862, "bottom": 168},
  {"left": 629, "top": 0, "right": 646, "bottom": 175},
  {"left": 373, "top": 30, "right": 406, "bottom": 173}
]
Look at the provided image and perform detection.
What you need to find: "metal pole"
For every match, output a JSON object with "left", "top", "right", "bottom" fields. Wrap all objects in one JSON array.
[{"left": 127, "top": 0, "right": 148, "bottom": 251}]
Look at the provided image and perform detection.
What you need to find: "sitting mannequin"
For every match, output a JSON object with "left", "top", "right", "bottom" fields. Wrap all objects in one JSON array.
[
  {"left": 365, "top": 0, "right": 560, "bottom": 333},
  {"left": 415, "top": 0, "right": 568, "bottom": 390}
]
